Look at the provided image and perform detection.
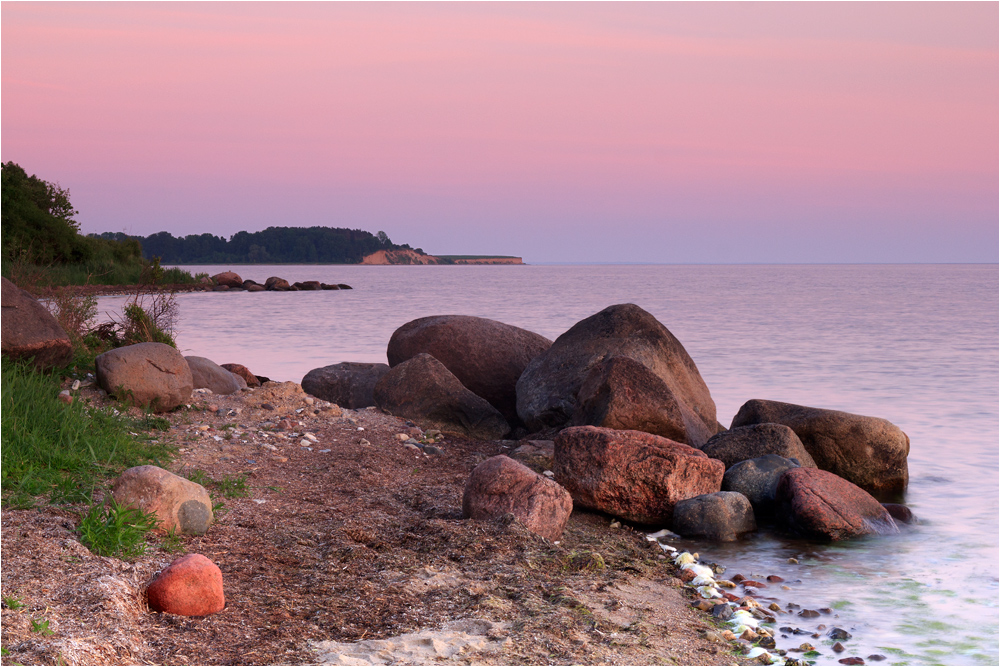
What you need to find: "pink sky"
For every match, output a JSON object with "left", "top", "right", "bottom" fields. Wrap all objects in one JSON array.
[{"left": 3, "top": 2, "right": 997, "bottom": 263}]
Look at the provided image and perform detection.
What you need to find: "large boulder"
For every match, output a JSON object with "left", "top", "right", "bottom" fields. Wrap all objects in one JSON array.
[
  {"left": 731, "top": 399, "right": 909, "bottom": 497},
  {"left": 211, "top": 271, "right": 243, "bottom": 288},
  {"left": 221, "top": 363, "right": 261, "bottom": 388},
  {"left": 186, "top": 356, "right": 245, "bottom": 395},
  {"left": 672, "top": 492, "right": 757, "bottom": 542},
  {"left": 1, "top": 277, "right": 73, "bottom": 370},
  {"left": 111, "top": 465, "right": 213, "bottom": 535},
  {"left": 373, "top": 353, "right": 510, "bottom": 440},
  {"left": 516, "top": 304, "right": 717, "bottom": 446},
  {"left": 146, "top": 554, "right": 225, "bottom": 616},
  {"left": 301, "top": 362, "right": 390, "bottom": 408},
  {"left": 775, "top": 467, "right": 899, "bottom": 541},
  {"left": 553, "top": 426, "right": 724, "bottom": 525},
  {"left": 95, "top": 342, "right": 192, "bottom": 411},
  {"left": 701, "top": 423, "right": 816, "bottom": 469},
  {"left": 462, "top": 455, "right": 573, "bottom": 541},
  {"left": 387, "top": 315, "right": 552, "bottom": 424},
  {"left": 722, "top": 455, "right": 801, "bottom": 515},
  {"left": 569, "top": 355, "right": 714, "bottom": 445}
]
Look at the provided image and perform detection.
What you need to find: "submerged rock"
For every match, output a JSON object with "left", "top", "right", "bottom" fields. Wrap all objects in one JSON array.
[{"left": 776, "top": 467, "right": 899, "bottom": 541}]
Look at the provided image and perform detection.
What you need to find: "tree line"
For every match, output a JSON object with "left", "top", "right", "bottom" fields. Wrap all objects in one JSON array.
[{"left": 98, "top": 227, "right": 419, "bottom": 265}]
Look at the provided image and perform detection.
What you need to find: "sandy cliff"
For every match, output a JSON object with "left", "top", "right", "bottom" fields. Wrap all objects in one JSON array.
[{"left": 361, "top": 250, "right": 524, "bottom": 265}]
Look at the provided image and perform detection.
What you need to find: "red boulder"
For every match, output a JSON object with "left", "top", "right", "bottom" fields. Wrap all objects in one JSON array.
[
  {"left": 554, "top": 426, "right": 724, "bottom": 525},
  {"left": 463, "top": 455, "right": 573, "bottom": 541},
  {"left": 776, "top": 467, "right": 899, "bottom": 541},
  {"left": 146, "top": 554, "right": 225, "bottom": 616}
]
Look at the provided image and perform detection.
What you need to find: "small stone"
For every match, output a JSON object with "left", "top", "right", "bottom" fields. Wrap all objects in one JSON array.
[
  {"left": 692, "top": 599, "right": 715, "bottom": 611},
  {"left": 838, "top": 659, "right": 865, "bottom": 666},
  {"left": 731, "top": 573, "right": 745, "bottom": 583},
  {"left": 679, "top": 569, "right": 697, "bottom": 583},
  {"left": 782, "top": 585, "right": 792, "bottom": 590},
  {"left": 710, "top": 603, "right": 733, "bottom": 620},
  {"left": 740, "top": 628, "right": 759, "bottom": 641},
  {"left": 300, "top": 439, "right": 312, "bottom": 447},
  {"left": 273, "top": 456, "right": 288, "bottom": 462},
  {"left": 766, "top": 575, "right": 784, "bottom": 582},
  {"left": 833, "top": 642, "right": 846, "bottom": 653},
  {"left": 867, "top": 655, "right": 886, "bottom": 662},
  {"left": 717, "top": 579, "right": 737, "bottom": 588},
  {"left": 71, "top": 379, "right": 81, "bottom": 390},
  {"left": 703, "top": 630, "right": 725, "bottom": 643},
  {"left": 208, "top": 403, "right": 219, "bottom": 412},
  {"left": 397, "top": 433, "right": 410, "bottom": 441},
  {"left": 404, "top": 443, "right": 421, "bottom": 451},
  {"left": 359, "top": 439, "right": 371, "bottom": 446},
  {"left": 742, "top": 580, "right": 767, "bottom": 588},
  {"left": 796, "top": 643, "right": 815, "bottom": 652},
  {"left": 304, "top": 397, "right": 314, "bottom": 405},
  {"left": 261, "top": 402, "right": 275, "bottom": 411},
  {"left": 721, "top": 630, "right": 737, "bottom": 641},
  {"left": 58, "top": 390, "right": 73, "bottom": 404},
  {"left": 758, "top": 636, "right": 776, "bottom": 649},
  {"left": 277, "top": 419, "right": 292, "bottom": 430},
  {"left": 829, "top": 628, "right": 852, "bottom": 640},
  {"left": 799, "top": 609, "right": 820, "bottom": 618},
  {"left": 261, "top": 443, "right": 277, "bottom": 451},
  {"left": 610, "top": 520, "right": 621, "bottom": 528},
  {"left": 543, "top": 470, "right": 555, "bottom": 477},
  {"left": 423, "top": 445, "right": 444, "bottom": 455},
  {"left": 146, "top": 554, "right": 224, "bottom": 616},
  {"left": 769, "top": 602, "right": 782, "bottom": 611},
  {"left": 788, "top": 558, "right": 799, "bottom": 564},
  {"left": 303, "top": 432, "right": 318, "bottom": 442},
  {"left": 819, "top": 607, "right": 833, "bottom": 615}
]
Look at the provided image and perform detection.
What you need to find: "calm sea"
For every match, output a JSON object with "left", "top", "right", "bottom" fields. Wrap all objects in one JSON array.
[{"left": 99, "top": 264, "right": 998, "bottom": 664}]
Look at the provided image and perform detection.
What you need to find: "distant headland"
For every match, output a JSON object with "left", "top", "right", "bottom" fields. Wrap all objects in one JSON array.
[{"left": 361, "top": 249, "right": 523, "bottom": 265}]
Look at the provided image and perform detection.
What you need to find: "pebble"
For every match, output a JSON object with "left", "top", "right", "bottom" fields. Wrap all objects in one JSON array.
[
  {"left": 261, "top": 402, "right": 275, "bottom": 411},
  {"left": 397, "top": 433, "right": 410, "bottom": 441},
  {"left": 303, "top": 432, "right": 318, "bottom": 442},
  {"left": 194, "top": 388, "right": 213, "bottom": 395},
  {"left": 300, "top": 439, "right": 313, "bottom": 447},
  {"left": 304, "top": 397, "right": 314, "bottom": 405},
  {"left": 782, "top": 585, "right": 792, "bottom": 590},
  {"left": 71, "top": 379, "right": 81, "bottom": 390},
  {"left": 277, "top": 419, "right": 292, "bottom": 430},
  {"left": 788, "top": 558, "right": 799, "bottom": 564},
  {"left": 58, "top": 390, "right": 73, "bottom": 404},
  {"left": 404, "top": 443, "right": 421, "bottom": 451},
  {"left": 829, "top": 628, "right": 852, "bottom": 640},
  {"left": 273, "top": 456, "right": 288, "bottom": 462},
  {"left": 252, "top": 499, "right": 266, "bottom": 504},
  {"left": 318, "top": 449, "right": 331, "bottom": 453},
  {"left": 422, "top": 445, "right": 444, "bottom": 455},
  {"left": 711, "top": 603, "right": 733, "bottom": 620},
  {"left": 261, "top": 444, "right": 277, "bottom": 451},
  {"left": 768, "top": 602, "right": 782, "bottom": 612},
  {"left": 833, "top": 642, "right": 846, "bottom": 653},
  {"left": 610, "top": 520, "right": 621, "bottom": 528},
  {"left": 799, "top": 609, "right": 821, "bottom": 618},
  {"left": 867, "top": 655, "right": 886, "bottom": 662},
  {"left": 542, "top": 470, "right": 555, "bottom": 477},
  {"left": 359, "top": 439, "right": 371, "bottom": 446},
  {"left": 766, "top": 575, "right": 784, "bottom": 582},
  {"left": 740, "top": 628, "right": 759, "bottom": 641},
  {"left": 838, "top": 659, "right": 865, "bottom": 666},
  {"left": 208, "top": 403, "right": 220, "bottom": 412}
]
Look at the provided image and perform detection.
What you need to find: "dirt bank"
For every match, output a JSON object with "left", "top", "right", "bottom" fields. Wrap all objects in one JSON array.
[{"left": 0, "top": 381, "right": 752, "bottom": 666}]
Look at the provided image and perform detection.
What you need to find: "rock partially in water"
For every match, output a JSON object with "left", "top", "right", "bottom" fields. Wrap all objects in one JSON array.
[{"left": 776, "top": 467, "right": 900, "bottom": 541}]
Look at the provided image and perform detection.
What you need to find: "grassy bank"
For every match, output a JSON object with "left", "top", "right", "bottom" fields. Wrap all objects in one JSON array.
[
  {"left": 2, "top": 256, "right": 203, "bottom": 292},
  {"left": 0, "top": 360, "right": 176, "bottom": 509}
]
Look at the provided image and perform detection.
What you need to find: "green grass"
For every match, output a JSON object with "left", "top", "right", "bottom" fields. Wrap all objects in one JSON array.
[
  {"left": 77, "top": 500, "right": 160, "bottom": 559},
  {"left": 185, "top": 469, "right": 250, "bottom": 498},
  {"left": 2, "top": 594, "right": 25, "bottom": 610},
  {"left": 1, "top": 359, "right": 176, "bottom": 508},
  {"left": 30, "top": 618, "right": 54, "bottom": 635}
]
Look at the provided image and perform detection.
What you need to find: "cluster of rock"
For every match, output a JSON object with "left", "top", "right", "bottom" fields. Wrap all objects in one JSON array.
[
  {"left": 300, "top": 303, "right": 913, "bottom": 545},
  {"left": 92, "top": 342, "right": 268, "bottom": 411},
  {"left": 209, "top": 271, "right": 350, "bottom": 292},
  {"left": 111, "top": 464, "right": 225, "bottom": 616}
]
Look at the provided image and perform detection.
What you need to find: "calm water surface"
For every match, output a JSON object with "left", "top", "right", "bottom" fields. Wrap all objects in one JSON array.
[{"left": 99, "top": 264, "right": 998, "bottom": 664}]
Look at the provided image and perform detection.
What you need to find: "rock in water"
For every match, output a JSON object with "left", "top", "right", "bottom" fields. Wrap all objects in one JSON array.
[
  {"left": 301, "top": 362, "right": 390, "bottom": 408},
  {"left": 0, "top": 277, "right": 73, "bottom": 370},
  {"left": 264, "top": 276, "right": 290, "bottom": 291},
  {"left": 373, "top": 353, "right": 510, "bottom": 440},
  {"left": 701, "top": 423, "right": 816, "bottom": 469},
  {"left": 462, "top": 455, "right": 572, "bottom": 541},
  {"left": 387, "top": 314, "right": 552, "bottom": 424},
  {"left": 672, "top": 491, "right": 757, "bottom": 541},
  {"left": 186, "top": 356, "right": 245, "bottom": 395},
  {"left": 722, "top": 455, "right": 801, "bottom": 515},
  {"left": 553, "top": 425, "right": 724, "bottom": 525},
  {"left": 146, "top": 554, "right": 225, "bottom": 616},
  {"left": 516, "top": 304, "right": 717, "bottom": 445},
  {"left": 731, "top": 399, "right": 909, "bottom": 497},
  {"left": 211, "top": 271, "right": 243, "bottom": 288},
  {"left": 776, "top": 467, "right": 899, "bottom": 541},
  {"left": 221, "top": 363, "right": 261, "bottom": 388},
  {"left": 112, "top": 465, "right": 213, "bottom": 535},
  {"left": 95, "top": 342, "right": 193, "bottom": 411}
]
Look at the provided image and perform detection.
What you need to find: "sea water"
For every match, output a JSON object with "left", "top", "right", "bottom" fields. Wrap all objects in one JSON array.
[{"left": 97, "top": 264, "right": 998, "bottom": 664}]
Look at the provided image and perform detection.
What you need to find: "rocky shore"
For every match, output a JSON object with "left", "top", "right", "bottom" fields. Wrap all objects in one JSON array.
[{"left": 2, "top": 283, "right": 915, "bottom": 666}]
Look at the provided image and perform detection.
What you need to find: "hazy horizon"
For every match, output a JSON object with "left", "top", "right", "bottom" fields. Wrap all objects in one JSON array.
[{"left": 3, "top": 2, "right": 997, "bottom": 264}]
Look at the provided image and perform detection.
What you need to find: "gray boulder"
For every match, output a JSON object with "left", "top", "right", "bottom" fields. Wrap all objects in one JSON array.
[
  {"left": 516, "top": 304, "right": 716, "bottom": 446},
  {"left": 701, "top": 423, "right": 816, "bottom": 469},
  {"left": 1, "top": 277, "right": 73, "bottom": 370},
  {"left": 112, "top": 465, "right": 213, "bottom": 535},
  {"left": 301, "top": 362, "right": 390, "bottom": 408},
  {"left": 722, "top": 455, "right": 801, "bottom": 515},
  {"left": 95, "top": 342, "right": 192, "bottom": 412},
  {"left": 387, "top": 314, "right": 552, "bottom": 424},
  {"left": 373, "top": 353, "right": 510, "bottom": 440},
  {"left": 186, "top": 356, "right": 245, "bottom": 395},
  {"left": 672, "top": 491, "right": 757, "bottom": 541},
  {"left": 731, "top": 399, "right": 909, "bottom": 497}
]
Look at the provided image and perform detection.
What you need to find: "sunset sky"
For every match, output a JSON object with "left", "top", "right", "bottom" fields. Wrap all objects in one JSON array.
[{"left": 3, "top": 2, "right": 997, "bottom": 264}]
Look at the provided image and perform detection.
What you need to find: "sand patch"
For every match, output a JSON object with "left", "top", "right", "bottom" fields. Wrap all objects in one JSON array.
[{"left": 311, "top": 619, "right": 509, "bottom": 665}]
